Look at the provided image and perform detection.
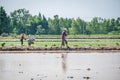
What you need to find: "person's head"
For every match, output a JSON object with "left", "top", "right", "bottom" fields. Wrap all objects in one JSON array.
[
  {"left": 63, "top": 28, "right": 67, "bottom": 32},
  {"left": 22, "top": 33, "right": 24, "bottom": 35},
  {"left": 32, "top": 38, "right": 35, "bottom": 41}
]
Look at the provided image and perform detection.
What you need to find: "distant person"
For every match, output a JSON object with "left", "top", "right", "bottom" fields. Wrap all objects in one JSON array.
[
  {"left": 28, "top": 38, "right": 35, "bottom": 46},
  {"left": 61, "top": 28, "right": 70, "bottom": 49},
  {"left": 20, "top": 33, "right": 25, "bottom": 46}
]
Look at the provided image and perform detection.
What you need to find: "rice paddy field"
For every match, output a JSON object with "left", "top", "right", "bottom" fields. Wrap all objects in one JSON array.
[
  {"left": 0, "top": 39, "right": 120, "bottom": 47},
  {"left": 0, "top": 35, "right": 120, "bottom": 50},
  {"left": 0, "top": 35, "right": 120, "bottom": 80}
]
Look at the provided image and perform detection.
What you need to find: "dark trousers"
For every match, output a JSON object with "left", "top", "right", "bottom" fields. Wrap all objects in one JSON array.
[
  {"left": 20, "top": 39, "right": 23, "bottom": 45},
  {"left": 61, "top": 38, "right": 68, "bottom": 46}
]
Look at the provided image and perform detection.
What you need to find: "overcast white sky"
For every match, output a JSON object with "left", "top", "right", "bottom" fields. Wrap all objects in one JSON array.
[{"left": 0, "top": 0, "right": 120, "bottom": 21}]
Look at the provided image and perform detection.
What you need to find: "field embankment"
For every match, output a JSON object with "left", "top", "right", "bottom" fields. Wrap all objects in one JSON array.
[{"left": 0, "top": 35, "right": 120, "bottom": 51}]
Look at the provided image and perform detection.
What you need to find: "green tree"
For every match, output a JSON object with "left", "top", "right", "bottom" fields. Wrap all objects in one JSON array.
[
  {"left": 10, "top": 8, "right": 31, "bottom": 34},
  {"left": 116, "top": 18, "right": 120, "bottom": 33},
  {"left": 41, "top": 15, "right": 48, "bottom": 34},
  {"left": 59, "top": 18, "right": 72, "bottom": 34},
  {"left": 90, "top": 17, "right": 100, "bottom": 34},
  {"left": 36, "top": 25, "right": 45, "bottom": 35},
  {"left": 71, "top": 19, "right": 79, "bottom": 34},
  {"left": 1, "top": 7, "right": 120, "bottom": 35},
  {"left": 48, "top": 18, "right": 54, "bottom": 34},
  {"left": 0, "top": 6, "right": 10, "bottom": 34},
  {"left": 53, "top": 15, "right": 61, "bottom": 34},
  {"left": 76, "top": 18, "right": 86, "bottom": 34}
]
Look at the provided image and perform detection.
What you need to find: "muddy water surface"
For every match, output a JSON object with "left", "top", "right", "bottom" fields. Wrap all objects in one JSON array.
[{"left": 0, "top": 52, "right": 120, "bottom": 80}]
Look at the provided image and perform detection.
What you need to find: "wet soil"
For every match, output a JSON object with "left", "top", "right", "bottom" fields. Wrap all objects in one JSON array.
[{"left": 0, "top": 46, "right": 120, "bottom": 51}]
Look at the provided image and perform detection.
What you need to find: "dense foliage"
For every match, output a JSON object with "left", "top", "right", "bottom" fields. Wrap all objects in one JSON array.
[{"left": 0, "top": 7, "right": 120, "bottom": 35}]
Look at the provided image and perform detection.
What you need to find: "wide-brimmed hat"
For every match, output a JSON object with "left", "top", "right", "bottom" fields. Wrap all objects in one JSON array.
[{"left": 63, "top": 28, "right": 67, "bottom": 31}]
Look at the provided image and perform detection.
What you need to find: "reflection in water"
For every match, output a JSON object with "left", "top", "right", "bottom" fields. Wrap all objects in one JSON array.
[
  {"left": 61, "top": 53, "right": 67, "bottom": 73},
  {"left": 0, "top": 53, "right": 120, "bottom": 80}
]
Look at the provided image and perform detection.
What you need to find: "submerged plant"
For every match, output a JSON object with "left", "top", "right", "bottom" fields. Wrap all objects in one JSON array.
[
  {"left": 1, "top": 43, "right": 6, "bottom": 47},
  {"left": 116, "top": 43, "right": 119, "bottom": 46},
  {"left": 89, "top": 44, "right": 92, "bottom": 46},
  {"left": 52, "top": 44, "right": 56, "bottom": 46},
  {"left": 45, "top": 44, "right": 47, "bottom": 47},
  {"left": 73, "top": 45, "right": 78, "bottom": 47},
  {"left": 98, "top": 44, "right": 100, "bottom": 47},
  {"left": 10, "top": 44, "right": 14, "bottom": 46}
]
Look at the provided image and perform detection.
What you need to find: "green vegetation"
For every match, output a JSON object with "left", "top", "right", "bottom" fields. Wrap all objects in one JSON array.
[
  {"left": 0, "top": 38, "right": 120, "bottom": 48},
  {"left": 1, "top": 42, "right": 6, "bottom": 47},
  {"left": 0, "top": 6, "right": 120, "bottom": 50},
  {"left": 0, "top": 6, "right": 120, "bottom": 36}
]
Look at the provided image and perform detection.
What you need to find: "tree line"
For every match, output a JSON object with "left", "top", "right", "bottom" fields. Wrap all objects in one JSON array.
[{"left": 0, "top": 6, "right": 120, "bottom": 35}]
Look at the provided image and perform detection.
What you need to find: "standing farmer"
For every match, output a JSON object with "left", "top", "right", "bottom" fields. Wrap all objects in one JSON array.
[
  {"left": 20, "top": 33, "right": 25, "bottom": 46},
  {"left": 61, "top": 28, "right": 69, "bottom": 49}
]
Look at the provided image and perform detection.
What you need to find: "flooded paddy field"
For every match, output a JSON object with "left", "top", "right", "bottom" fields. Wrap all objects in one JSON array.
[{"left": 0, "top": 51, "right": 120, "bottom": 80}]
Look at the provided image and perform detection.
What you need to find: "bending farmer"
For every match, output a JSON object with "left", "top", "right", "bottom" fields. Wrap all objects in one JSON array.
[{"left": 28, "top": 38, "right": 35, "bottom": 46}]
